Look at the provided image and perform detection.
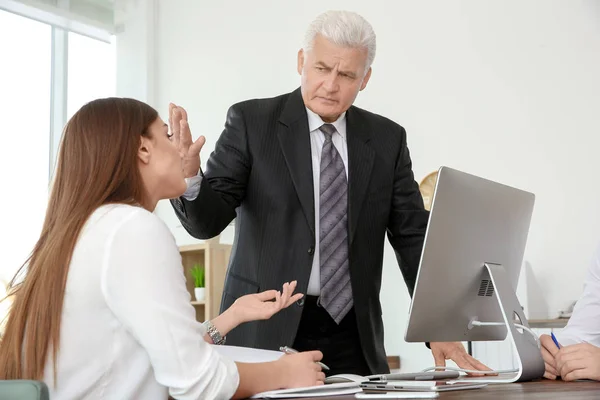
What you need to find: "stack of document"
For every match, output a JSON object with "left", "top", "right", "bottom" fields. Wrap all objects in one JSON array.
[
  {"left": 211, "top": 346, "right": 364, "bottom": 398},
  {"left": 251, "top": 382, "right": 362, "bottom": 398},
  {"left": 210, "top": 346, "right": 484, "bottom": 398}
]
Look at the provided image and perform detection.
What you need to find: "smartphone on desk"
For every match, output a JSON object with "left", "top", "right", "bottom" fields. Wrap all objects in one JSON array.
[{"left": 360, "top": 380, "right": 487, "bottom": 393}]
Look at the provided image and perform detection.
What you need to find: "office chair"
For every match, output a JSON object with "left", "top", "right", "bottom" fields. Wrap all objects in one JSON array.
[{"left": 0, "top": 380, "right": 49, "bottom": 400}]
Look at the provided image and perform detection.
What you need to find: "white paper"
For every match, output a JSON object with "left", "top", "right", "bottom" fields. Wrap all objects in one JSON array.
[
  {"left": 355, "top": 392, "right": 439, "bottom": 399},
  {"left": 211, "top": 344, "right": 283, "bottom": 363},
  {"left": 251, "top": 382, "right": 361, "bottom": 398}
]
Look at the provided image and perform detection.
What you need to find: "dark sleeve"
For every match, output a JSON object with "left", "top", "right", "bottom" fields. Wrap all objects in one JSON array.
[
  {"left": 385, "top": 126, "right": 429, "bottom": 296},
  {"left": 170, "top": 104, "right": 251, "bottom": 239}
]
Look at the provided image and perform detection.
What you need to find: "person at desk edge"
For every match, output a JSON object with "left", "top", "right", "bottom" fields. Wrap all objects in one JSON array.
[
  {"left": 540, "top": 241, "right": 600, "bottom": 382},
  {"left": 0, "top": 98, "right": 325, "bottom": 400},
  {"left": 170, "top": 10, "right": 491, "bottom": 375}
]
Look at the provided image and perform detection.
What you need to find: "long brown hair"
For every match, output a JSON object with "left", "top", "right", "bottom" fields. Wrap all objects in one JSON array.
[{"left": 0, "top": 98, "right": 158, "bottom": 382}]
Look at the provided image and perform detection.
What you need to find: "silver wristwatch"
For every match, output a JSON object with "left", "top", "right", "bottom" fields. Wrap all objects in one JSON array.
[{"left": 203, "top": 320, "right": 226, "bottom": 345}]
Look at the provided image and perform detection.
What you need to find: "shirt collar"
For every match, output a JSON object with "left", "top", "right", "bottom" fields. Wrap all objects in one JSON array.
[{"left": 306, "top": 107, "right": 347, "bottom": 140}]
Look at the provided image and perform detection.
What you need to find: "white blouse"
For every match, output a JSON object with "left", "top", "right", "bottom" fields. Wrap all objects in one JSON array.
[
  {"left": 555, "top": 242, "right": 600, "bottom": 347},
  {"left": 42, "top": 204, "right": 239, "bottom": 399}
]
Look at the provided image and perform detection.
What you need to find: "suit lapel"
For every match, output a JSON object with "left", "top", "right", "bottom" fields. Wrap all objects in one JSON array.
[
  {"left": 346, "top": 107, "right": 375, "bottom": 245},
  {"left": 277, "top": 89, "right": 315, "bottom": 237}
]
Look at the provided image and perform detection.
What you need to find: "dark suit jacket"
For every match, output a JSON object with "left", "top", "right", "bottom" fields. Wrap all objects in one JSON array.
[{"left": 171, "top": 88, "right": 429, "bottom": 374}]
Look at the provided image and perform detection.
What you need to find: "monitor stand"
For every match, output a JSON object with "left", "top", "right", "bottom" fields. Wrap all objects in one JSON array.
[{"left": 460, "top": 262, "right": 545, "bottom": 383}]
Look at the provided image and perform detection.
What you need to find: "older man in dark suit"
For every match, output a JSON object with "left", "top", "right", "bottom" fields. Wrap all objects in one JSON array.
[{"left": 169, "top": 10, "right": 490, "bottom": 376}]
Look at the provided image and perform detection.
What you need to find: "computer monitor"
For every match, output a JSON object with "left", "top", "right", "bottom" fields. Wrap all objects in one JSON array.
[{"left": 404, "top": 166, "right": 545, "bottom": 382}]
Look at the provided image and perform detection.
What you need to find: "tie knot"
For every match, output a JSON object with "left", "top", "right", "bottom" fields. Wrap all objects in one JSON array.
[{"left": 320, "top": 123, "right": 336, "bottom": 140}]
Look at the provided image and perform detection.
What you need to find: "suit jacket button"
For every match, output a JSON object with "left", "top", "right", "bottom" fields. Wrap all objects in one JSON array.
[
  {"left": 296, "top": 298, "right": 305, "bottom": 307},
  {"left": 307, "top": 247, "right": 314, "bottom": 254}
]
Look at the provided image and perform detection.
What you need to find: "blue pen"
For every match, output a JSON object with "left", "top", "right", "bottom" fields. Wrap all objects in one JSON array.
[{"left": 551, "top": 332, "right": 561, "bottom": 349}]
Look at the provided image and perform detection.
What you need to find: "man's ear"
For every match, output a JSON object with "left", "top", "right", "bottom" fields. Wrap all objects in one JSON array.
[
  {"left": 138, "top": 136, "right": 152, "bottom": 164},
  {"left": 297, "top": 48, "right": 305, "bottom": 75},
  {"left": 359, "top": 67, "right": 372, "bottom": 91}
]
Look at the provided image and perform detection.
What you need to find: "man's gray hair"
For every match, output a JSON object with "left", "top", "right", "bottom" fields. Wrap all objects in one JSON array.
[{"left": 302, "top": 10, "right": 377, "bottom": 71}]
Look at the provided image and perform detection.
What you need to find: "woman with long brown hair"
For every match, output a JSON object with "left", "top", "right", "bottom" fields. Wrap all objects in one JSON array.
[{"left": 0, "top": 98, "right": 324, "bottom": 399}]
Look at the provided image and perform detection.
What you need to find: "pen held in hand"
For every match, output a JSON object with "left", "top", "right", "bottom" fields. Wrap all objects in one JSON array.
[
  {"left": 279, "top": 346, "right": 330, "bottom": 371},
  {"left": 551, "top": 332, "right": 561, "bottom": 349}
]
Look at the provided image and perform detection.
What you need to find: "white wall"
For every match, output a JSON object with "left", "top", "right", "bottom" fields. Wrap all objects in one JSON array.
[
  {"left": 114, "top": 0, "right": 156, "bottom": 104},
  {"left": 117, "top": 0, "right": 600, "bottom": 373}
]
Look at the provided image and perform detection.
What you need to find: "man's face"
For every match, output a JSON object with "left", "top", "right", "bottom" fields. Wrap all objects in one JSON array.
[{"left": 298, "top": 34, "right": 372, "bottom": 123}]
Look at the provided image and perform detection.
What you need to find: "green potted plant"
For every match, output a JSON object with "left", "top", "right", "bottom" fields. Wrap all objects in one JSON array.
[{"left": 190, "top": 263, "right": 205, "bottom": 302}]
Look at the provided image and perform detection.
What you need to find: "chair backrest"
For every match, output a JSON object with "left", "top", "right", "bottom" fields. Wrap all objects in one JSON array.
[{"left": 0, "top": 380, "right": 49, "bottom": 400}]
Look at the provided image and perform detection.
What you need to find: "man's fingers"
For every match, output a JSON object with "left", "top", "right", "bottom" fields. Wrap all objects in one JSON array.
[
  {"left": 179, "top": 119, "right": 192, "bottom": 147},
  {"left": 467, "top": 355, "right": 494, "bottom": 373},
  {"left": 168, "top": 103, "right": 176, "bottom": 125},
  {"left": 190, "top": 135, "right": 206, "bottom": 156},
  {"left": 457, "top": 356, "right": 484, "bottom": 376},
  {"left": 168, "top": 105, "right": 175, "bottom": 132},
  {"left": 446, "top": 351, "right": 489, "bottom": 376},
  {"left": 172, "top": 123, "right": 181, "bottom": 149},
  {"left": 436, "top": 343, "right": 491, "bottom": 376},
  {"left": 172, "top": 108, "right": 182, "bottom": 131},
  {"left": 170, "top": 109, "right": 185, "bottom": 150},
  {"left": 432, "top": 349, "right": 446, "bottom": 367}
]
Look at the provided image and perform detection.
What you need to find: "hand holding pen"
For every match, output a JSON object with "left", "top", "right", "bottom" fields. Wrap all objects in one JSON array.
[
  {"left": 540, "top": 333, "right": 561, "bottom": 380},
  {"left": 280, "top": 346, "right": 330, "bottom": 371},
  {"left": 274, "top": 347, "right": 326, "bottom": 387}
]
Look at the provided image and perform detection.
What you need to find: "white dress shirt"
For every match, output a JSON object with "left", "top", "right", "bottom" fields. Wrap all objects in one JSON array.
[
  {"left": 43, "top": 204, "right": 239, "bottom": 400},
  {"left": 182, "top": 108, "right": 349, "bottom": 296},
  {"left": 554, "top": 242, "right": 600, "bottom": 347}
]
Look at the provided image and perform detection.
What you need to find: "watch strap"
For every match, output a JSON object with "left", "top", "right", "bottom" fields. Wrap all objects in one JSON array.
[{"left": 203, "top": 320, "right": 226, "bottom": 345}]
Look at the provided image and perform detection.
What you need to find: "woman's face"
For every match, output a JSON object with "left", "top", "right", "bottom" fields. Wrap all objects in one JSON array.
[{"left": 138, "top": 117, "right": 187, "bottom": 207}]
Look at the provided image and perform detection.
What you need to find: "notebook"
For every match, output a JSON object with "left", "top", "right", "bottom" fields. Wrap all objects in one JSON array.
[{"left": 251, "top": 382, "right": 361, "bottom": 398}]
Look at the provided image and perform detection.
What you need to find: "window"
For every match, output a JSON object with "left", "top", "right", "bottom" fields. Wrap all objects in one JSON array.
[
  {"left": 0, "top": 9, "right": 115, "bottom": 287},
  {"left": 67, "top": 32, "right": 116, "bottom": 120},
  {"left": 0, "top": 10, "right": 52, "bottom": 283}
]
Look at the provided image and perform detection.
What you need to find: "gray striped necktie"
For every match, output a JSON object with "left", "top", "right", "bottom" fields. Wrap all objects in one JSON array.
[{"left": 318, "top": 123, "right": 352, "bottom": 324}]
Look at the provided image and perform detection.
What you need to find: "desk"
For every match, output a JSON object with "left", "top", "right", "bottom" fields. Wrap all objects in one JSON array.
[
  {"left": 291, "top": 380, "right": 599, "bottom": 399},
  {"left": 528, "top": 318, "right": 570, "bottom": 329}
]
